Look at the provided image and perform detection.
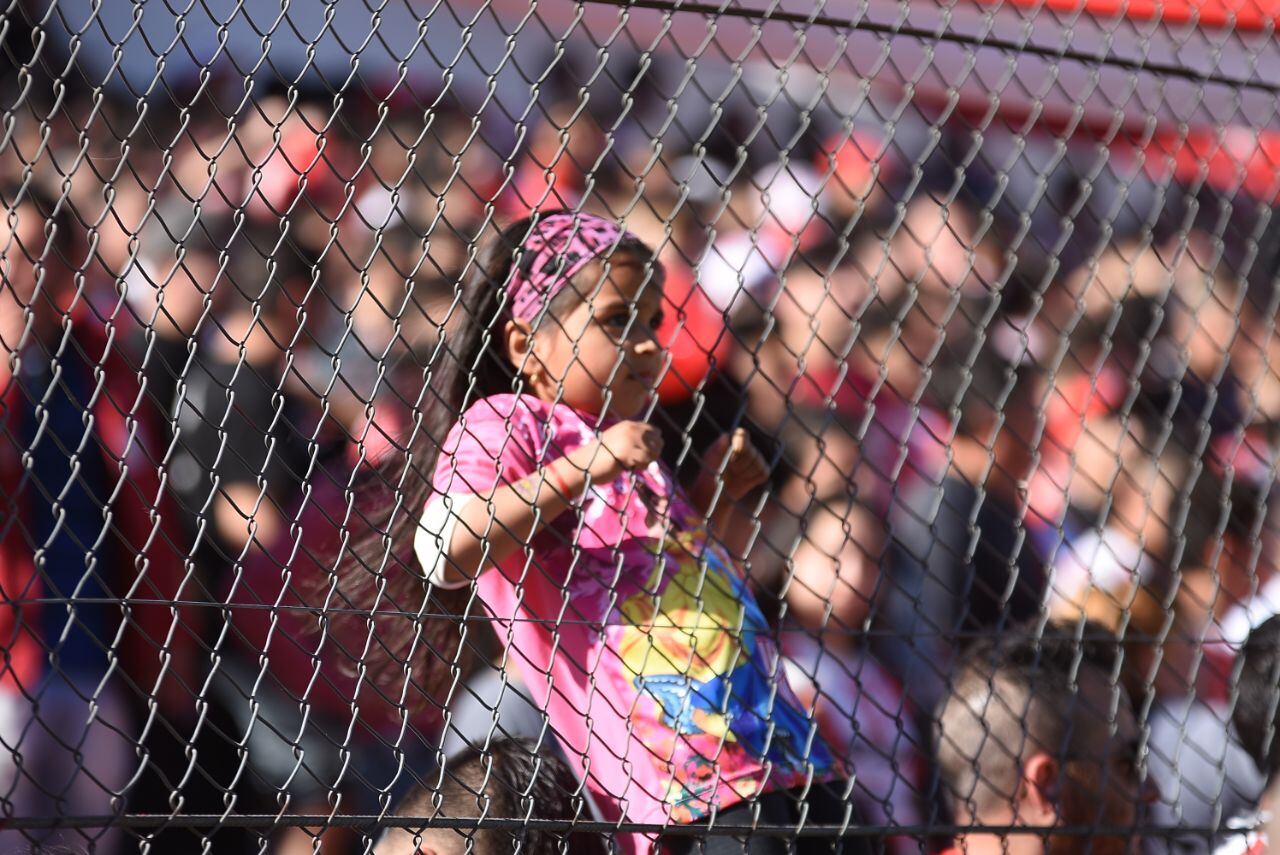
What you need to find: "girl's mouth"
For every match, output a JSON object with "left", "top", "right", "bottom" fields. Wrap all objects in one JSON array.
[{"left": 629, "top": 369, "right": 658, "bottom": 386}]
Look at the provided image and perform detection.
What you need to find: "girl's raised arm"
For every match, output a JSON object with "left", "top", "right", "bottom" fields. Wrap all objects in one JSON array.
[{"left": 423, "top": 420, "right": 663, "bottom": 587}]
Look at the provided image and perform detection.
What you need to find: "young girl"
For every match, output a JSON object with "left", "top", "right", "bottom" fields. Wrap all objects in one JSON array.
[{"left": 349, "top": 212, "right": 848, "bottom": 854}]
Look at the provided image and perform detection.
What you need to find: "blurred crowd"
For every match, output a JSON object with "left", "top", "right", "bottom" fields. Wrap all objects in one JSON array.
[{"left": 1, "top": 44, "right": 1280, "bottom": 855}]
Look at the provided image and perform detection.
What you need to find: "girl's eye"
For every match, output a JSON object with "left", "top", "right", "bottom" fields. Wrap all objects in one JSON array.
[
  {"left": 605, "top": 313, "right": 630, "bottom": 328},
  {"left": 649, "top": 312, "right": 665, "bottom": 330}
]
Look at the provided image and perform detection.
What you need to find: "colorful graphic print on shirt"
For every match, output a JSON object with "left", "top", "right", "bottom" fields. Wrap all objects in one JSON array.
[{"left": 615, "top": 519, "right": 836, "bottom": 821}]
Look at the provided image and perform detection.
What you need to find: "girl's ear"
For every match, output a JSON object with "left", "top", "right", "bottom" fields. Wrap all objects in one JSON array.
[{"left": 504, "top": 318, "right": 536, "bottom": 380}]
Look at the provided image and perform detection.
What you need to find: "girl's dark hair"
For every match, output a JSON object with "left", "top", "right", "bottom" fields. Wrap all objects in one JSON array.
[{"left": 332, "top": 211, "right": 660, "bottom": 713}]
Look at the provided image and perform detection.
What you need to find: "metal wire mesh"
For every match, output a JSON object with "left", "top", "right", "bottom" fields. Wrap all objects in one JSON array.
[{"left": 2, "top": 0, "right": 1280, "bottom": 852}]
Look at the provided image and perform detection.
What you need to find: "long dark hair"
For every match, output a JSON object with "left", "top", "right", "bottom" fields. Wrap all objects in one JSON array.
[{"left": 331, "top": 211, "right": 660, "bottom": 713}]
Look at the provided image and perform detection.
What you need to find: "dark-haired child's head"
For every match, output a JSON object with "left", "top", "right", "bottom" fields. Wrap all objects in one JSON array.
[
  {"left": 375, "top": 738, "right": 597, "bottom": 855},
  {"left": 1234, "top": 615, "right": 1280, "bottom": 783},
  {"left": 470, "top": 212, "right": 666, "bottom": 420}
]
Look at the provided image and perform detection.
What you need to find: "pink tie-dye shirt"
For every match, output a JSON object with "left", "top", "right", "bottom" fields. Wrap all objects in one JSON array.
[{"left": 420, "top": 394, "right": 837, "bottom": 850}]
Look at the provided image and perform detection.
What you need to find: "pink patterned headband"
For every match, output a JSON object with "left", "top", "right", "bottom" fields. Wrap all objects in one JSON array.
[{"left": 507, "top": 213, "right": 639, "bottom": 322}]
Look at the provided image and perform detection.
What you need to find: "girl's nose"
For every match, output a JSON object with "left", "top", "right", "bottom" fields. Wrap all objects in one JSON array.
[{"left": 632, "top": 328, "right": 662, "bottom": 353}]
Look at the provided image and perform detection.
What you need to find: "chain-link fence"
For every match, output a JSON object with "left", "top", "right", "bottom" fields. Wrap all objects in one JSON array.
[{"left": 2, "top": 0, "right": 1280, "bottom": 852}]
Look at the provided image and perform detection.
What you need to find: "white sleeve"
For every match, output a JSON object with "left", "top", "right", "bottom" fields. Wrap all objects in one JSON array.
[{"left": 414, "top": 493, "right": 477, "bottom": 590}]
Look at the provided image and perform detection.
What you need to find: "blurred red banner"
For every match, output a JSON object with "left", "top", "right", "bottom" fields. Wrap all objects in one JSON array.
[{"left": 989, "top": 0, "right": 1278, "bottom": 28}]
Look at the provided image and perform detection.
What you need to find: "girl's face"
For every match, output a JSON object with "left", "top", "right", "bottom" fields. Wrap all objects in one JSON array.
[{"left": 526, "top": 254, "right": 666, "bottom": 420}]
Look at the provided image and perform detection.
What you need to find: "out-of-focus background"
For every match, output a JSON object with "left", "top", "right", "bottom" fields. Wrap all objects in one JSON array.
[{"left": 3, "top": 0, "right": 1280, "bottom": 851}]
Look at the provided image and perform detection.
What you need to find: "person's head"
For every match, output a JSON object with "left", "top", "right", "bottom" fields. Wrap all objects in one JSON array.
[
  {"left": 936, "top": 340, "right": 1046, "bottom": 495},
  {"left": 0, "top": 183, "right": 79, "bottom": 339},
  {"left": 1054, "top": 240, "right": 1174, "bottom": 330},
  {"left": 936, "top": 621, "right": 1154, "bottom": 855},
  {"left": 886, "top": 191, "right": 979, "bottom": 301},
  {"left": 852, "top": 292, "right": 947, "bottom": 396},
  {"left": 774, "top": 246, "right": 869, "bottom": 375},
  {"left": 205, "top": 228, "right": 314, "bottom": 364},
  {"left": 817, "top": 128, "right": 893, "bottom": 221},
  {"left": 785, "top": 499, "right": 883, "bottom": 641},
  {"left": 141, "top": 212, "right": 235, "bottom": 341},
  {"left": 961, "top": 345, "right": 1043, "bottom": 438},
  {"left": 1167, "top": 234, "right": 1243, "bottom": 379},
  {"left": 375, "top": 739, "right": 596, "bottom": 855},
  {"left": 1234, "top": 615, "right": 1280, "bottom": 784},
  {"left": 348, "top": 220, "right": 461, "bottom": 352},
  {"left": 497, "top": 213, "right": 666, "bottom": 421},
  {"left": 1179, "top": 469, "right": 1277, "bottom": 613}
]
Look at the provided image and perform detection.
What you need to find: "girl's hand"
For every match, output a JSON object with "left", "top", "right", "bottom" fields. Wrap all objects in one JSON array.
[
  {"left": 702, "top": 428, "right": 770, "bottom": 501},
  {"left": 587, "top": 420, "right": 664, "bottom": 482}
]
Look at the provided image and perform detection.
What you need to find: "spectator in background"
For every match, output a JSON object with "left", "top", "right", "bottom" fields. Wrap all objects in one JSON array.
[
  {"left": 1048, "top": 239, "right": 1174, "bottom": 341},
  {"left": 840, "top": 294, "right": 953, "bottom": 513},
  {"left": 1205, "top": 468, "right": 1280, "bottom": 653},
  {"left": 1106, "top": 465, "right": 1276, "bottom": 855},
  {"left": 1048, "top": 226, "right": 1249, "bottom": 457},
  {"left": 812, "top": 129, "right": 895, "bottom": 246},
  {"left": 696, "top": 169, "right": 780, "bottom": 314},
  {"left": 1165, "top": 233, "right": 1250, "bottom": 444},
  {"left": 773, "top": 239, "right": 956, "bottom": 525},
  {"left": 770, "top": 245, "right": 875, "bottom": 511},
  {"left": 1029, "top": 242, "right": 1180, "bottom": 559},
  {"left": 935, "top": 621, "right": 1156, "bottom": 855},
  {"left": 781, "top": 499, "right": 927, "bottom": 853},
  {"left": 1083, "top": 568, "right": 1265, "bottom": 855},
  {"left": 1221, "top": 614, "right": 1280, "bottom": 855},
  {"left": 943, "top": 345, "right": 1049, "bottom": 638},
  {"left": 0, "top": 184, "right": 192, "bottom": 853},
  {"left": 504, "top": 98, "right": 602, "bottom": 219},
  {"left": 1047, "top": 437, "right": 1161, "bottom": 619},
  {"left": 1230, "top": 272, "right": 1280, "bottom": 425},
  {"left": 1098, "top": 578, "right": 1266, "bottom": 855},
  {"left": 374, "top": 737, "right": 603, "bottom": 855},
  {"left": 166, "top": 220, "right": 358, "bottom": 854},
  {"left": 1178, "top": 468, "right": 1278, "bottom": 662},
  {"left": 879, "top": 341, "right": 1048, "bottom": 715},
  {"left": 872, "top": 191, "right": 984, "bottom": 318},
  {"left": 168, "top": 225, "right": 324, "bottom": 559},
  {"left": 110, "top": 164, "right": 275, "bottom": 855},
  {"left": 325, "top": 219, "right": 462, "bottom": 462},
  {"left": 1042, "top": 227, "right": 1257, "bottom": 461}
]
